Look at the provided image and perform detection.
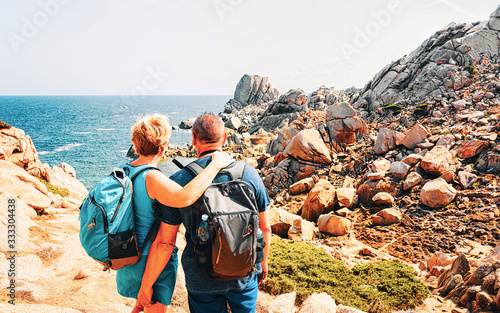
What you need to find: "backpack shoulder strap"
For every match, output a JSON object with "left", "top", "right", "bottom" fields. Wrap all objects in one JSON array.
[
  {"left": 220, "top": 161, "right": 245, "bottom": 181},
  {"left": 185, "top": 160, "right": 245, "bottom": 181},
  {"left": 122, "top": 164, "right": 161, "bottom": 181},
  {"left": 184, "top": 161, "right": 205, "bottom": 176}
]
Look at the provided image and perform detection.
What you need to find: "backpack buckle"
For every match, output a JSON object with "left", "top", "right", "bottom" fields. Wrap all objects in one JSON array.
[
  {"left": 219, "top": 184, "right": 230, "bottom": 196},
  {"left": 242, "top": 224, "right": 253, "bottom": 238}
]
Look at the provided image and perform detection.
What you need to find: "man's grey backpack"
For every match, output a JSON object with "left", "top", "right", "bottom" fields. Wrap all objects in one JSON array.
[{"left": 184, "top": 160, "right": 265, "bottom": 281}]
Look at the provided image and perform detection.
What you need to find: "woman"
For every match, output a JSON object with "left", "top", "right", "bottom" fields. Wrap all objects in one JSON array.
[{"left": 115, "top": 114, "right": 233, "bottom": 313}]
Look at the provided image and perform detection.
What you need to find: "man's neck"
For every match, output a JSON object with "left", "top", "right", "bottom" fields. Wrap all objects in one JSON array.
[{"left": 197, "top": 146, "right": 222, "bottom": 159}]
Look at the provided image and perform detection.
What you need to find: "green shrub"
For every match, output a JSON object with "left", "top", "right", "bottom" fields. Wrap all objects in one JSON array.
[
  {"left": 464, "top": 65, "right": 475, "bottom": 76},
  {"left": 263, "top": 238, "right": 429, "bottom": 312},
  {"left": 383, "top": 104, "right": 402, "bottom": 115},
  {"left": 37, "top": 178, "right": 69, "bottom": 197},
  {"left": 352, "top": 261, "right": 430, "bottom": 310},
  {"left": 0, "top": 120, "right": 12, "bottom": 129},
  {"left": 414, "top": 103, "right": 429, "bottom": 116}
]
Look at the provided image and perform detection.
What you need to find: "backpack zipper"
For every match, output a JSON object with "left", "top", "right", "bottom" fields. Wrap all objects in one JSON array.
[
  {"left": 89, "top": 197, "right": 109, "bottom": 234},
  {"left": 215, "top": 234, "right": 222, "bottom": 265},
  {"left": 110, "top": 174, "right": 127, "bottom": 223}
]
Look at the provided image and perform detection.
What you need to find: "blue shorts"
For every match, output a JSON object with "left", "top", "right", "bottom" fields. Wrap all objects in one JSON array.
[
  {"left": 116, "top": 246, "right": 178, "bottom": 306},
  {"left": 187, "top": 275, "right": 258, "bottom": 313}
]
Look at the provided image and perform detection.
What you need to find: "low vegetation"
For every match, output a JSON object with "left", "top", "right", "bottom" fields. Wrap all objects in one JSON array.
[
  {"left": 262, "top": 237, "right": 429, "bottom": 312},
  {"left": 414, "top": 103, "right": 429, "bottom": 116},
  {"left": 0, "top": 119, "right": 12, "bottom": 129},
  {"left": 464, "top": 65, "right": 476, "bottom": 76},
  {"left": 383, "top": 104, "right": 402, "bottom": 115},
  {"left": 37, "top": 178, "right": 69, "bottom": 197}
]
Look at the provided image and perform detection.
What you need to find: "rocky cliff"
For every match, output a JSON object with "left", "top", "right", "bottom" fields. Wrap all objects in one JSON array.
[{"left": 353, "top": 6, "right": 500, "bottom": 123}]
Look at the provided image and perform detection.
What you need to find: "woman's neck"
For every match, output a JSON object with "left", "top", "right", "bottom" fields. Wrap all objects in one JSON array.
[{"left": 130, "top": 154, "right": 160, "bottom": 167}]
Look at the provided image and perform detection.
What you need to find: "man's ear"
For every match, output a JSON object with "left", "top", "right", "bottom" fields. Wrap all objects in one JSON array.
[
  {"left": 192, "top": 132, "right": 197, "bottom": 145},
  {"left": 222, "top": 131, "right": 227, "bottom": 144}
]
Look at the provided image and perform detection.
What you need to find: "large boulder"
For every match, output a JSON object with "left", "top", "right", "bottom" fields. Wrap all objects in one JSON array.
[
  {"left": 302, "top": 179, "right": 336, "bottom": 222},
  {"left": 427, "top": 252, "right": 453, "bottom": 270},
  {"left": 276, "top": 89, "right": 307, "bottom": 110},
  {"left": 336, "top": 187, "right": 356, "bottom": 208},
  {"left": 420, "top": 178, "right": 457, "bottom": 208},
  {"left": 421, "top": 146, "right": 456, "bottom": 176},
  {"left": 258, "top": 89, "right": 307, "bottom": 131},
  {"left": 488, "top": 5, "right": 500, "bottom": 30},
  {"left": 269, "top": 293, "right": 296, "bottom": 313},
  {"left": 371, "top": 208, "right": 402, "bottom": 226},
  {"left": 374, "top": 128, "right": 404, "bottom": 154},
  {"left": 371, "top": 192, "right": 394, "bottom": 206},
  {"left": 288, "top": 217, "right": 316, "bottom": 242},
  {"left": 266, "top": 125, "right": 302, "bottom": 156},
  {"left": 372, "top": 158, "right": 391, "bottom": 172},
  {"left": 289, "top": 177, "right": 315, "bottom": 195},
  {"left": 283, "top": 129, "right": 332, "bottom": 164},
  {"left": 307, "top": 85, "right": 354, "bottom": 110},
  {"left": 0, "top": 160, "right": 52, "bottom": 211},
  {"left": 389, "top": 161, "right": 410, "bottom": 180},
  {"left": 0, "top": 126, "right": 50, "bottom": 181},
  {"left": 268, "top": 207, "right": 300, "bottom": 238},
  {"left": 454, "top": 139, "right": 490, "bottom": 159},
  {"left": 0, "top": 127, "right": 40, "bottom": 169},
  {"left": 403, "top": 172, "right": 422, "bottom": 190},
  {"left": 268, "top": 207, "right": 316, "bottom": 241},
  {"left": 357, "top": 179, "right": 396, "bottom": 205},
  {"left": 179, "top": 118, "right": 195, "bottom": 129},
  {"left": 326, "top": 102, "right": 367, "bottom": 145},
  {"left": 228, "top": 74, "right": 279, "bottom": 111},
  {"left": 298, "top": 293, "right": 337, "bottom": 313},
  {"left": 318, "top": 214, "right": 351, "bottom": 236},
  {"left": 401, "top": 123, "right": 429, "bottom": 149},
  {"left": 224, "top": 116, "right": 242, "bottom": 130}
]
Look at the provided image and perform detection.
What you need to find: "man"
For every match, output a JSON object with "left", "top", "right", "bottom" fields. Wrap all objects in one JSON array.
[{"left": 138, "top": 113, "right": 271, "bottom": 313}]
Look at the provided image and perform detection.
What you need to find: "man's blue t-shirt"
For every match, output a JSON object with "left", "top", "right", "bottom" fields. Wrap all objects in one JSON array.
[{"left": 157, "top": 156, "right": 271, "bottom": 295}]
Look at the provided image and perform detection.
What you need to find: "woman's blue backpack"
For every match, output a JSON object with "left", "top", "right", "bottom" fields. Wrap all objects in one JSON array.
[{"left": 79, "top": 165, "right": 160, "bottom": 271}]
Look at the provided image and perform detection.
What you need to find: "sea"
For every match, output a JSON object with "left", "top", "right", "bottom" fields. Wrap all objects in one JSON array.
[{"left": 0, "top": 95, "right": 229, "bottom": 189}]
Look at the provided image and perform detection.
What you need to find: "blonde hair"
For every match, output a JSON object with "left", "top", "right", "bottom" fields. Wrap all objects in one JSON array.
[{"left": 131, "top": 114, "right": 171, "bottom": 156}]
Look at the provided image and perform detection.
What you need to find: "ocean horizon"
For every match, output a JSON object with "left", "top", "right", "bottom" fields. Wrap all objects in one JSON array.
[{"left": 0, "top": 95, "right": 230, "bottom": 188}]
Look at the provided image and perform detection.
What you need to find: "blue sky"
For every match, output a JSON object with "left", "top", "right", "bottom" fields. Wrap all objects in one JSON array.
[{"left": 1, "top": 0, "right": 498, "bottom": 95}]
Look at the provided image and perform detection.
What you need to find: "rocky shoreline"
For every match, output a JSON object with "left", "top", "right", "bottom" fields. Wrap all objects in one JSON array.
[{"left": 2, "top": 6, "right": 500, "bottom": 313}]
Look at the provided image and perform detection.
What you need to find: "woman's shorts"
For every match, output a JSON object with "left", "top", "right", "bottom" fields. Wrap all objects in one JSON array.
[{"left": 116, "top": 246, "right": 179, "bottom": 306}]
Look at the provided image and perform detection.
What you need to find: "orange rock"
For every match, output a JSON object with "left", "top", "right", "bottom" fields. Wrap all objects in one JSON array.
[
  {"left": 420, "top": 178, "right": 456, "bottom": 208},
  {"left": 302, "top": 179, "right": 336, "bottom": 222},
  {"left": 454, "top": 139, "right": 490, "bottom": 159},
  {"left": 357, "top": 179, "right": 396, "bottom": 205},
  {"left": 318, "top": 214, "right": 351, "bottom": 236}
]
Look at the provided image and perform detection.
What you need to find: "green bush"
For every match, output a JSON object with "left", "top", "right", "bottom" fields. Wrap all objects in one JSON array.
[
  {"left": 414, "top": 103, "right": 429, "bottom": 116},
  {"left": 383, "top": 104, "right": 402, "bottom": 115},
  {"left": 464, "top": 65, "right": 475, "bottom": 76},
  {"left": 37, "top": 178, "right": 69, "bottom": 197},
  {"left": 263, "top": 238, "right": 429, "bottom": 312},
  {"left": 0, "top": 120, "right": 12, "bottom": 129}
]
